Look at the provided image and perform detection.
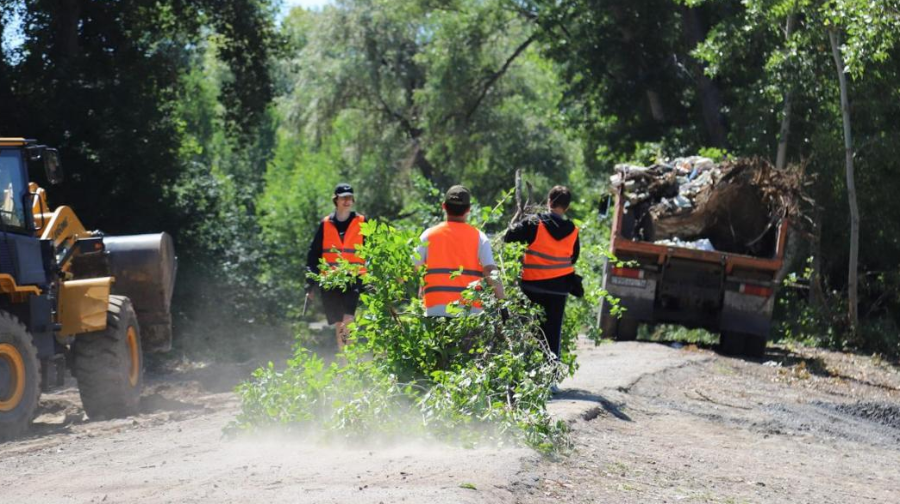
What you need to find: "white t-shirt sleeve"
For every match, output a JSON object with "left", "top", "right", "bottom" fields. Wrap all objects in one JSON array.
[
  {"left": 477, "top": 231, "right": 495, "bottom": 268},
  {"left": 414, "top": 229, "right": 429, "bottom": 266}
]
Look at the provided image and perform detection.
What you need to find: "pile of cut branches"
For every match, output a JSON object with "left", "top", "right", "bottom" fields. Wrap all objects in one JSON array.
[{"left": 613, "top": 157, "right": 808, "bottom": 256}]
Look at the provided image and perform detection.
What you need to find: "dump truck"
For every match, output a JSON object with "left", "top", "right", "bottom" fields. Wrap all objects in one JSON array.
[
  {"left": 0, "top": 138, "right": 176, "bottom": 440},
  {"left": 598, "top": 157, "right": 796, "bottom": 357}
]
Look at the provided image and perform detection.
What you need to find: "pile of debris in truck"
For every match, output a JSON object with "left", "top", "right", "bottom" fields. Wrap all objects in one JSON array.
[{"left": 610, "top": 156, "right": 805, "bottom": 257}]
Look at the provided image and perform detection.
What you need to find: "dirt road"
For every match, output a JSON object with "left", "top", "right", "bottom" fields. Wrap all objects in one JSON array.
[{"left": 2, "top": 340, "right": 898, "bottom": 503}]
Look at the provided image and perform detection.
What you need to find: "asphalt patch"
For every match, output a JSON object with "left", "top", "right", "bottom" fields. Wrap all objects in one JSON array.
[{"left": 825, "top": 401, "right": 900, "bottom": 431}]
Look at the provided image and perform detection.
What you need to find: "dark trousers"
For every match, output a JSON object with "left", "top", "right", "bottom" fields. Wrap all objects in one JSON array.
[{"left": 524, "top": 290, "right": 568, "bottom": 359}]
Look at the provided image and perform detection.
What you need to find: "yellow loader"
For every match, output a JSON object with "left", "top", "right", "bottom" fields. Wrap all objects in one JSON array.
[{"left": 0, "top": 138, "right": 176, "bottom": 440}]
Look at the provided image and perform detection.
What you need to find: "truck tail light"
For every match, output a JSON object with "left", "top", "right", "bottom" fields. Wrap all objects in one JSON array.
[
  {"left": 740, "top": 283, "right": 772, "bottom": 297},
  {"left": 611, "top": 267, "right": 644, "bottom": 279}
]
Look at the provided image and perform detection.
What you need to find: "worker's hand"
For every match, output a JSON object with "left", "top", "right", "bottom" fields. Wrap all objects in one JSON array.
[{"left": 306, "top": 289, "right": 315, "bottom": 301}]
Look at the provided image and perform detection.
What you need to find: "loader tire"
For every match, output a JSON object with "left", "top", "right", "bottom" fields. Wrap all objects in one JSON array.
[
  {"left": 74, "top": 296, "right": 143, "bottom": 420},
  {"left": 0, "top": 312, "right": 40, "bottom": 441}
]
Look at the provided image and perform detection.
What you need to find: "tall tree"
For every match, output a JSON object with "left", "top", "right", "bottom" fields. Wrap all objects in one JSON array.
[
  {"left": 820, "top": 0, "right": 900, "bottom": 331},
  {"left": 279, "top": 0, "right": 575, "bottom": 207}
]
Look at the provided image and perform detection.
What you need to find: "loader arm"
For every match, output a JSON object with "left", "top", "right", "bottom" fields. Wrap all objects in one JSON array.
[
  {"left": 39, "top": 205, "right": 92, "bottom": 272},
  {"left": 37, "top": 205, "right": 113, "bottom": 336}
]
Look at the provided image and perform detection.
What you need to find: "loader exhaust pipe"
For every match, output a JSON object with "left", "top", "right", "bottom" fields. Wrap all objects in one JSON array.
[{"left": 104, "top": 233, "right": 177, "bottom": 353}]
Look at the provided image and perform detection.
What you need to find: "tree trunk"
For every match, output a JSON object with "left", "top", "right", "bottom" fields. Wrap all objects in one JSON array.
[
  {"left": 775, "top": 7, "right": 798, "bottom": 170},
  {"left": 609, "top": 5, "right": 667, "bottom": 125},
  {"left": 775, "top": 88, "right": 794, "bottom": 170},
  {"left": 829, "top": 29, "right": 860, "bottom": 332},
  {"left": 57, "top": 0, "right": 82, "bottom": 61},
  {"left": 808, "top": 206, "right": 825, "bottom": 307},
  {"left": 647, "top": 90, "right": 667, "bottom": 123},
  {"left": 681, "top": 6, "right": 727, "bottom": 148}
]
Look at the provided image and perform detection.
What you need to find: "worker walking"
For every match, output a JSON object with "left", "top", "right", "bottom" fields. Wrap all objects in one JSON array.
[
  {"left": 416, "top": 185, "right": 504, "bottom": 316},
  {"left": 504, "top": 186, "right": 580, "bottom": 361},
  {"left": 306, "top": 183, "right": 366, "bottom": 350}
]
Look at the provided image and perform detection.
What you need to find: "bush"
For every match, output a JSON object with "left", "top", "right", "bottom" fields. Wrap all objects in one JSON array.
[
  {"left": 774, "top": 262, "right": 900, "bottom": 359},
  {"left": 230, "top": 219, "right": 573, "bottom": 455}
]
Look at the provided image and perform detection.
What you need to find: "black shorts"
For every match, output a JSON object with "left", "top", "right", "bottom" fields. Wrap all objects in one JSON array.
[{"left": 320, "top": 286, "right": 361, "bottom": 325}]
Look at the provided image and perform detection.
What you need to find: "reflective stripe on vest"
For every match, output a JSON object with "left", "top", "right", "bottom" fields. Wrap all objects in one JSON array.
[
  {"left": 522, "top": 220, "right": 578, "bottom": 281},
  {"left": 322, "top": 214, "right": 367, "bottom": 275},
  {"left": 422, "top": 222, "right": 483, "bottom": 308}
]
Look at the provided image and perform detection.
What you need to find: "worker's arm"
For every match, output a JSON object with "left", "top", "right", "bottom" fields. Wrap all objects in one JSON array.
[
  {"left": 504, "top": 218, "right": 538, "bottom": 244},
  {"left": 483, "top": 265, "right": 505, "bottom": 300},
  {"left": 413, "top": 231, "right": 429, "bottom": 298},
  {"left": 306, "top": 222, "right": 325, "bottom": 298},
  {"left": 572, "top": 234, "right": 580, "bottom": 265},
  {"left": 478, "top": 232, "right": 504, "bottom": 300}
]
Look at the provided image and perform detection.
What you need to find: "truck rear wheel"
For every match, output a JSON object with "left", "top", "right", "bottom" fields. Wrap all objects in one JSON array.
[
  {"left": 0, "top": 312, "right": 40, "bottom": 441},
  {"left": 602, "top": 314, "right": 639, "bottom": 342},
  {"left": 615, "top": 316, "right": 639, "bottom": 341},
  {"left": 74, "top": 296, "right": 143, "bottom": 419},
  {"left": 720, "top": 332, "right": 767, "bottom": 358},
  {"left": 719, "top": 331, "right": 744, "bottom": 356},
  {"left": 743, "top": 334, "right": 767, "bottom": 358},
  {"left": 599, "top": 310, "right": 618, "bottom": 340}
]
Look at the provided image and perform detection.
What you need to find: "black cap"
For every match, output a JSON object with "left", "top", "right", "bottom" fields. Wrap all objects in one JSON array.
[
  {"left": 444, "top": 185, "right": 471, "bottom": 206},
  {"left": 333, "top": 183, "right": 354, "bottom": 197}
]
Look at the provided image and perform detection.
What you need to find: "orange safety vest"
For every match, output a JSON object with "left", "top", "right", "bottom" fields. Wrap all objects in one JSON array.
[
  {"left": 321, "top": 214, "right": 366, "bottom": 275},
  {"left": 422, "top": 222, "right": 484, "bottom": 308},
  {"left": 522, "top": 220, "right": 578, "bottom": 281}
]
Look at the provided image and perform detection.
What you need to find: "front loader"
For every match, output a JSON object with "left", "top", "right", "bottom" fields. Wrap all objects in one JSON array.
[{"left": 0, "top": 138, "right": 176, "bottom": 440}]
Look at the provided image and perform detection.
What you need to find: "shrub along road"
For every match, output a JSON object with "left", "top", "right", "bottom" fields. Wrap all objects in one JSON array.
[{"left": 1, "top": 340, "right": 898, "bottom": 503}]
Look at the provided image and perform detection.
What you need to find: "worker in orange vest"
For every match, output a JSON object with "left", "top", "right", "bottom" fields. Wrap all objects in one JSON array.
[
  {"left": 416, "top": 185, "right": 504, "bottom": 316},
  {"left": 504, "top": 186, "right": 580, "bottom": 360},
  {"left": 306, "top": 183, "right": 366, "bottom": 349}
]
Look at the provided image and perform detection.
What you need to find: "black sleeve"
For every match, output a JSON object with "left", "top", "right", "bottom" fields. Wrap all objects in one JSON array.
[
  {"left": 306, "top": 222, "right": 324, "bottom": 289},
  {"left": 572, "top": 234, "right": 580, "bottom": 265},
  {"left": 504, "top": 220, "right": 538, "bottom": 244}
]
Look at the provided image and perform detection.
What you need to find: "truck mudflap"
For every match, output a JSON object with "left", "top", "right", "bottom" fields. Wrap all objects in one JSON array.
[
  {"left": 603, "top": 263, "right": 657, "bottom": 321},
  {"left": 720, "top": 280, "right": 776, "bottom": 337},
  {"left": 104, "top": 233, "right": 177, "bottom": 353}
]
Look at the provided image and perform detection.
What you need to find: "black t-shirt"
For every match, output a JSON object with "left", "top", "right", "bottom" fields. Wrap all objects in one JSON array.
[
  {"left": 504, "top": 212, "right": 580, "bottom": 295},
  {"left": 306, "top": 212, "right": 361, "bottom": 288}
]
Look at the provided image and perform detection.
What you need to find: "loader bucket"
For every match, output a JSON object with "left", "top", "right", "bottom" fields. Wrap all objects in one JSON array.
[{"left": 104, "top": 233, "right": 177, "bottom": 353}]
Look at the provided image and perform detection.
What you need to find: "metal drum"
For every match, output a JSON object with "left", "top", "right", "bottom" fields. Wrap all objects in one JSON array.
[{"left": 104, "top": 233, "right": 177, "bottom": 353}]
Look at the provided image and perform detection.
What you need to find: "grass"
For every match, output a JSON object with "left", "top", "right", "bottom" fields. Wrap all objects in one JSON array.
[{"left": 644, "top": 324, "right": 719, "bottom": 346}]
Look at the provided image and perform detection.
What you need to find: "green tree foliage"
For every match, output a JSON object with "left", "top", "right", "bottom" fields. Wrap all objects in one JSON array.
[
  {"left": 0, "top": 0, "right": 278, "bottom": 232},
  {"left": 275, "top": 0, "right": 579, "bottom": 206},
  {"left": 519, "top": 0, "right": 732, "bottom": 172}
]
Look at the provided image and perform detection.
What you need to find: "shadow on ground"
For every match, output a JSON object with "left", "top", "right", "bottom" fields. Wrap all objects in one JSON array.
[{"left": 555, "top": 388, "right": 633, "bottom": 421}]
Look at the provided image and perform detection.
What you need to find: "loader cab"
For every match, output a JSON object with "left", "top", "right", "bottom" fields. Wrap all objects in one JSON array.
[
  {"left": 0, "top": 140, "right": 50, "bottom": 287},
  {"left": 0, "top": 146, "right": 31, "bottom": 233}
]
